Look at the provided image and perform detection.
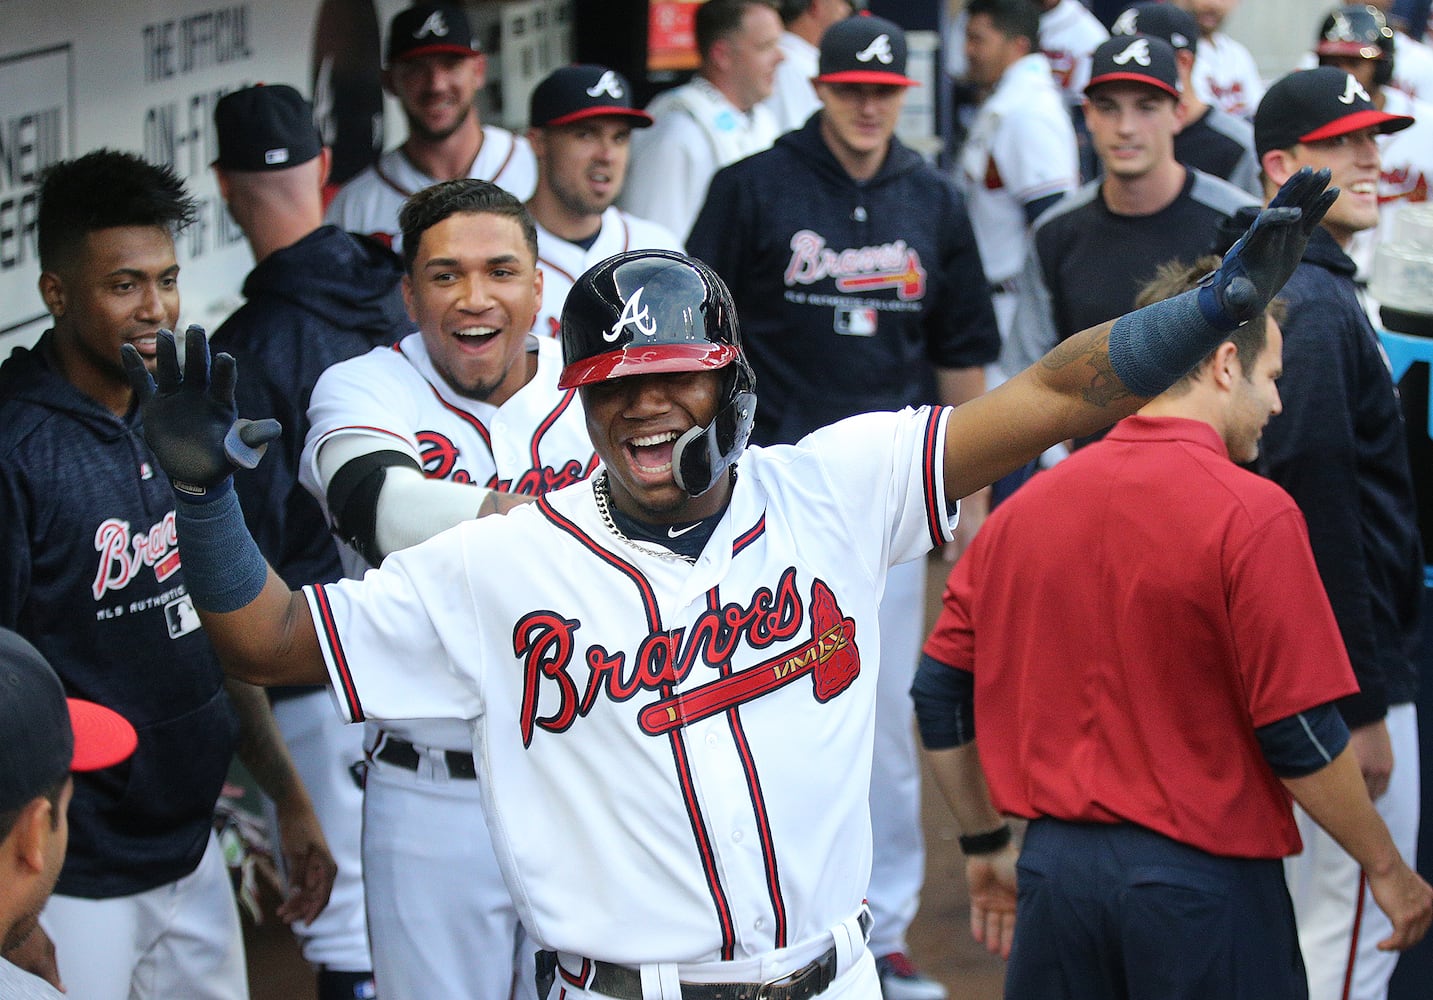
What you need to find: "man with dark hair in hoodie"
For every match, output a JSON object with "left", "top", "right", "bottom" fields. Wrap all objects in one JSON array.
[
  {"left": 0, "top": 149, "right": 335, "bottom": 999},
  {"left": 209, "top": 84, "right": 410, "bottom": 1000},
  {"left": 686, "top": 15, "right": 999, "bottom": 1000}
]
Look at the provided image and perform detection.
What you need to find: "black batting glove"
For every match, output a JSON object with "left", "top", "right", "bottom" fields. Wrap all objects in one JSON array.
[
  {"left": 121, "top": 326, "right": 282, "bottom": 502},
  {"left": 1198, "top": 166, "right": 1337, "bottom": 330}
]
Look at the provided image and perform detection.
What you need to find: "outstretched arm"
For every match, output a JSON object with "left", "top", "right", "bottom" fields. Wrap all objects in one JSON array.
[
  {"left": 942, "top": 167, "right": 1336, "bottom": 500},
  {"left": 122, "top": 328, "right": 327, "bottom": 687}
]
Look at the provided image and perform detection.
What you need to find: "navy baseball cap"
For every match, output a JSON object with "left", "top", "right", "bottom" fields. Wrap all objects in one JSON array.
[
  {"left": 529, "top": 66, "right": 653, "bottom": 129},
  {"left": 1111, "top": 3, "right": 1199, "bottom": 53},
  {"left": 213, "top": 84, "right": 322, "bottom": 171},
  {"left": 0, "top": 629, "right": 136, "bottom": 813},
  {"left": 1086, "top": 35, "right": 1181, "bottom": 98},
  {"left": 387, "top": 4, "right": 481, "bottom": 66},
  {"left": 815, "top": 15, "right": 920, "bottom": 87},
  {"left": 1255, "top": 66, "right": 1413, "bottom": 158}
]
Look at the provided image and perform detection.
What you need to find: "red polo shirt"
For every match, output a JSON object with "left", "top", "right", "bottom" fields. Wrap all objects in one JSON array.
[{"left": 924, "top": 415, "right": 1358, "bottom": 858}]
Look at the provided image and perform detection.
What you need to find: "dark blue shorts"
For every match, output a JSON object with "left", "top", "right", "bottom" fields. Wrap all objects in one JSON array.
[{"left": 1005, "top": 818, "right": 1307, "bottom": 1000}]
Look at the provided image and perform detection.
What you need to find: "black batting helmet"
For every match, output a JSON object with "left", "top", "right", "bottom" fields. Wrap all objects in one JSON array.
[
  {"left": 559, "top": 250, "right": 757, "bottom": 496},
  {"left": 1317, "top": 4, "right": 1396, "bottom": 87}
]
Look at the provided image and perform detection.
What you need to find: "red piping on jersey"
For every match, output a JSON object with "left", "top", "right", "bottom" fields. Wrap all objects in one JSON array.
[
  {"left": 711, "top": 586, "right": 789, "bottom": 948},
  {"left": 317, "top": 425, "right": 412, "bottom": 453},
  {"left": 535, "top": 496, "right": 660, "bottom": 627},
  {"left": 421, "top": 382, "right": 494, "bottom": 449},
  {"left": 530, "top": 389, "right": 579, "bottom": 466},
  {"left": 374, "top": 133, "right": 519, "bottom": 198},
  {"left": 535, "top": 494, "right": 739, "bottom": 957},
  {"left": 732, "top": 515, "right": 766, "bottom": 557},
  {"left": 922, "top": 407, "right": 947, "bottom": 549},
  {"left": 667, "top": 710, "right": 740, "bottom": 958},
  {"left": 558, "top": 958, "right": 590, "bottom": 987},
  {"left": 311, "top": 585, "right": 364, "bottom": 722},
  {"left": 374, "top": 159, "right": 414, "bottom": 198}
]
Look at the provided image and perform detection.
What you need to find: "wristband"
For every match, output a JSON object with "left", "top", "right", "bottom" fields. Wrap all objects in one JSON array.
[{"left": 958, "top": 823, "right": 1013, "bottom": 856}]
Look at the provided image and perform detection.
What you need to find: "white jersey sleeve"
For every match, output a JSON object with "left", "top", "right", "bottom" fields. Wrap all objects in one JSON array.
[{"left": 306, "top": 525, "right": 489, "bottom": 725}]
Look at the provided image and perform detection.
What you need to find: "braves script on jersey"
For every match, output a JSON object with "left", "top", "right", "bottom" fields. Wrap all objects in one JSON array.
[{"left": 302, "top": 407, "right": 955, "bottom": 964}]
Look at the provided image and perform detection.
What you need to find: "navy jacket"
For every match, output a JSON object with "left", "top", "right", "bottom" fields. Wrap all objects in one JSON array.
[
  {"left": 211, "top": 225, "right": 410, "bottom": 589},
  {"left": 1257, "top": 226, "right": 1423, "bottom": 726},
  {"left": 0, "top": 339, "right": 238, "bottom": 897},
  {"left": 688, "top": 116, "right": 999, "bottom": 445}
]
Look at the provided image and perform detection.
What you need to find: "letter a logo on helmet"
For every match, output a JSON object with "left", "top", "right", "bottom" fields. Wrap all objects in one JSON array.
[
  {"left": 607, "top": 286, "right": 657, "bottom": 342},
  {"left": 856, "top": 34, "right": 894, "bottom": 65},
  {"left": 415, "top": 10, "right": 449, "bottom": 38},
  {"left": 1113, "top": 38, "right": 1151, "bottom": 66},
  {"left": 1111, "top": 9, "right": 1138, "bottom": 35}
]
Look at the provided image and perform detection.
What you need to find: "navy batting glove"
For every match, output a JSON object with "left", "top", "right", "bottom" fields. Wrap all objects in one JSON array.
[
  {"left": 121, "top": 326, "right": 282, "bottom": 502},
  {"left": 1196, "top": 167, "right": 1337, "bottom": 330}
]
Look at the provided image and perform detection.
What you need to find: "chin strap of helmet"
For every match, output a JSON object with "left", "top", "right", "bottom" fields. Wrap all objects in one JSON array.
[{"left": 671, "top": 389, "right": 757, "bottom": 496}]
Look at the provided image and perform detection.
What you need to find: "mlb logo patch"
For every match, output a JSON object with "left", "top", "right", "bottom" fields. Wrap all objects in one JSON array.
[
  {"left": 834, "top": 306, "right": 877, "bottom": 337},
  {"left": 165, "top": 595, "right": 202, "bottom": 638}
]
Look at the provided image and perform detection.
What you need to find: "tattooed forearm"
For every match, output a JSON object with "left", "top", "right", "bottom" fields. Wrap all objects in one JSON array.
[{"left": 1040, "top": 328, "right": 1137, "bottom": 409}]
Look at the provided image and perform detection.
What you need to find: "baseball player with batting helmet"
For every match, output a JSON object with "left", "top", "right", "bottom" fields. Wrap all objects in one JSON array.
[{"left": 125, "top": 167, "right": 1335, "bottom": 1000}]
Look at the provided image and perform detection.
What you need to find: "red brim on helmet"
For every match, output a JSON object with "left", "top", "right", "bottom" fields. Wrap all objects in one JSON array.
[{"left": 558, "top": 342, "right": 739, "bottom": 389}]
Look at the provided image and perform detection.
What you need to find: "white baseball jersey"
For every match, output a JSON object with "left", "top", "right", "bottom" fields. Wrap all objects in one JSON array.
[
  {"left": 958, "top": 53, "right": 1078, "bottom": 289},
  {"left": 1391, "top": 31, "right": 1433, "bottom": 104},
  {"left": 534, "top": 208, "right": 684, "bottom": 338},
  {"left": 300, "top": 332, "right": 599, "bottom": 750},
  {"left": 1192, "top": 33, "right": 1265, "bottom": 119},
  {"left": 1346, "top": 88, "right": 1433, "bottom": 310},
  {"left": 325, "top": 126, "right": 539, "bottom": 254},
  {"left": 1039, "top": 0, "right": 1109, "bottom": 107},
  {"left": 621, "top": 78, "right": 780, "bottom": 242},
  {"left": 762, "top": 31, "right": 822, "bottom": 135},
  {"left": 303, "top": 406, "right": 956, "bottom": 965}
]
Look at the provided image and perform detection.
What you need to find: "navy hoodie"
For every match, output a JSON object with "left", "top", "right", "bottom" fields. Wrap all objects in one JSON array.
[
  {"left": 688, "top": 115, "right": 1000, "bottom": 445},
  {"left": 211, "top": 225, "right": 411, "bottom": 589},
  {"left": 1257, "top": 225, "right": 1423, "bottom": 726},
  {"left": 0, "top": 338, "right": 239, "bottom": 897}
]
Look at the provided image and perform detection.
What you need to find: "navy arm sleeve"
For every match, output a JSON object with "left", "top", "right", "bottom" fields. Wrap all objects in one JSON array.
[
  {"left": 1255, "top": 701, "right": 1351, "bottom": 778},
  {"left": 911, "top": 652, "right": 976, "bottom": 750}
]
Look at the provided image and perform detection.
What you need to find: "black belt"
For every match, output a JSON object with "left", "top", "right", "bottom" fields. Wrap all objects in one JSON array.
[
  {"left": 537, "top": 910, "right": 871, "bottom": 1000},
  {"left": 370, "top": 734, "right": 477, "bottom": 780}
]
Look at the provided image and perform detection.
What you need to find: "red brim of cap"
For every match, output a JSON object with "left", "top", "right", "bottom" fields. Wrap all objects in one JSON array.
[
  {"left": 393, "top": 43, "right": 480, "bottom": 63},
  {"left": 1085, "top": 72, "right": 1179, "bottom": 99},
  {"left": 1302, "top": 107, "right": 1414, "bottom": 142},
  {"left": 559, "top": 343, "right": 738, "bottom": 389},
  {"left": 543, "top": 107, "right": 655, "bottom": 128},
  {"left": 814, "top": 70, "right": 920, "bottom": 87},
  {"left": 68, "top": 699, "right": 137, "bottom": 772}
]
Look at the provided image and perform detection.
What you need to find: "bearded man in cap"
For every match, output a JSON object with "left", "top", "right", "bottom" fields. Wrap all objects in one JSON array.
[{"left": 326, "top": 2, "right": 538, "bottom": 253}]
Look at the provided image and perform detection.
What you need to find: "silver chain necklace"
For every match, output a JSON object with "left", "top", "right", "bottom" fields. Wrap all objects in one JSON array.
[{"left": 592, "top": 472, "right": 698, "bottom": 564}]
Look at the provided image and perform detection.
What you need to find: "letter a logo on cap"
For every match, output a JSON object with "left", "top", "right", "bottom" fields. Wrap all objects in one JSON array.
[
  {"left": 586, "top": 70, "right": 625, "bottom": 99},
  {"left": 1113, "top": 38, "right": 1152, "bottom": 66},
  {"left": 1338, "top": 73, "right": 1371, "bottom": 104},
  {"left": 607, "top": 286, "right": 656, "bottom": 342},
  {"left": 416, "top": 10, "right": 449, "bottom": 38},
  {"left": 1111, "top": 9, "right": 1138, "bottom": 35},
  {"left": 856, "top": 34, "right": 894, "bottom": 65}
]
